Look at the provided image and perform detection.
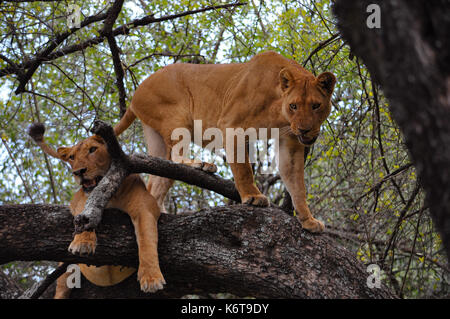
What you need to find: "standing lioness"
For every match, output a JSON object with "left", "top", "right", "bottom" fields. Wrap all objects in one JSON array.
[{"left": 114, "top": 51, "right": 336, "bottom": 232}]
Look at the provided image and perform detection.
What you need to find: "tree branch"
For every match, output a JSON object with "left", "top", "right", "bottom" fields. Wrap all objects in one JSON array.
[
  {"left": 106, "top": 35, "right": 127, "bottom": 117},
  {"left": 71, "top": 120, "right": 240, "bottom": 233},
  {"left": 302, "top": 32, "right": 340, "bottom": 67},
  {"left": 101, "top": 0, "right": 127, "bottom": 117},
  {"left": 0, "top": 204, "right": 395, "bottom": 298},
  {"left": 1, "top": 1, "right": 247, "bottom": 94},
  {"left": 11, "top": 6, "right": 110, "bottom": 93},
  {"left": 18, "top": 262, "right": 70, "bottom": 299}
]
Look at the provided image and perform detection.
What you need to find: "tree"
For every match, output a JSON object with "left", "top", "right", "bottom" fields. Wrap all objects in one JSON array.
[
  {"left": 0, "top": 0, "right": 447, "bottom": 298},
  {"left": 333, "top": 0, "right": 450, "bottom": 262},
  {"left": 0, "top": 121, "right": 394, "bottom": 298}
]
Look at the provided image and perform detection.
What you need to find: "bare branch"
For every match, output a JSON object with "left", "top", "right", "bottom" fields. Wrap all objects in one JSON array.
[
  {"left": 0, "top": 1, "right": 247, "bottom": 95},
  {"left": 18, "top": 262, "right": 70, "bottom": 299},
  {"left": 302, "top": 32, "right": 340, "bottom": 67}
]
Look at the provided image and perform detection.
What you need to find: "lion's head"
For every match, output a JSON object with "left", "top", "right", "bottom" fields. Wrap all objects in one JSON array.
[
  {"left": 56, "top": 136, "right": 110, "bottom": 192},
  {"left": 279, "top": 67, "right": 336, "bottom": 146},
  {"left": 28, "top": 123, "right": 111, "bottom": 193}
]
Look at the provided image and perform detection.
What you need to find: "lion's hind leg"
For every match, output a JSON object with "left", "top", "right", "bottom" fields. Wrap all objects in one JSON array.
[{"left": 143, "top": 124, "right": 174, "bottom": 213}]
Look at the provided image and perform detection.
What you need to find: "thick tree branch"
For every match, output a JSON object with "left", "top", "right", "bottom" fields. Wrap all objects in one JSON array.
[
  {"left": 0, "top": 204, "right": 394, "bottom": 298},
  {"left": 102, "top": 0, "right": 127, "bottom": 117},
  {"left": 106, "top": 34, "right": 127, "bottom": 117}
]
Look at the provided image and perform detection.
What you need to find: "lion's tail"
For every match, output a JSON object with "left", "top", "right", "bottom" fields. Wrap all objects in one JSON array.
[
  {"left": 27, "top": 123, "right": 62, "bottom": 159},
  {"left": 114, "top": 104, "right": 137, "bottom": 136}
]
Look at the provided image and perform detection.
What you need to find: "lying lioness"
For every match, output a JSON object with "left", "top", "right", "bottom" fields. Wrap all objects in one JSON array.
[
  {"left": 28, "top": 124, "right": 165, "bottom": 298},
  {"left": 114, "top": 51, "right": 336, "bottom": 232}
]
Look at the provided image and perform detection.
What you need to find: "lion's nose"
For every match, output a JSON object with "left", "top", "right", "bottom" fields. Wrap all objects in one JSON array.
[
  {"left": 298, "top": 128, "right": 311, "bottom": 135},
  {"left": 73, "top": 168, "right": 87, "bottom": 176}
]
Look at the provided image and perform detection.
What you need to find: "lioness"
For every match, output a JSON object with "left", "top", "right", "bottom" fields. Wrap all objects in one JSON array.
[
  {"left": 28, "top": 124, "right": 165, "bottom": 298},
  {"left": 114, "top": 51, "right": 336, "bottom": 233}
]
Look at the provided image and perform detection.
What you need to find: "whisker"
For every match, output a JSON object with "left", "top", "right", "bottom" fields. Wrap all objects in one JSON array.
[{"left": 278, "top": 126, "right": 292, "bottom": 137}]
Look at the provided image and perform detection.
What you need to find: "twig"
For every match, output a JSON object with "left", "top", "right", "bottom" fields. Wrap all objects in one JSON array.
[
  {"left": 18, "top": 262, "right": 70, "bottom": 299},
  {"left": 1, "top": 136, "right": 34, "bottom": 202},
  {"left": 23, "top": 90, "right": 89, "bottom": 132},
  {"left": 352, "top": 163, "right": 413, "bottom": 206},
  {"left": 1, "top": 2, "right": 247, "bottom": 91},
  {"left": 399, "top": 207, "right": 425, "bottom": 297},
  {"left": 371, "top": 78, "right": 406, "bottom": 205},
  {"left": 302, "top": 32, "right": 340, "bottom": 67},
  {"left": 126, "top": 52, "right": 205, "bottom": 69},
  {"left": 13, "top": 7, "right": 110, "bottom": 94},
  {"left": 28, "top": 79, "right": 58, "bottom": 203},
  {"left": 380, "top": 183, "right": 421, "bottom": 268}
]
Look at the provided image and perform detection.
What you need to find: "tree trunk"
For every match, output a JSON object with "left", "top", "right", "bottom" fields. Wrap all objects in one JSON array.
[
  {"left": 333, "top": 0, "right": 450, "bottom": 260},
  {"left": 0, "top": 204, "right": 394, "bottom": 298}
]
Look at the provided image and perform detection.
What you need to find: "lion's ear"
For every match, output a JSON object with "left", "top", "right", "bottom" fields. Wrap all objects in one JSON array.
[
  {"left": 279, "top": 68, "right": 294, "bottom": 92},
  {"left": 316, "top": 72, "right": 336, "bottom": 95},
  {"left": 57, "top": 147, "right": 71, "bottom": 161}
]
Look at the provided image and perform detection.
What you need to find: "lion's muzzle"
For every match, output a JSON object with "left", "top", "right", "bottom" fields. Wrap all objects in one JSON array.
[{"left": 297, "top": 134, "right": 318, "bottom": 146}]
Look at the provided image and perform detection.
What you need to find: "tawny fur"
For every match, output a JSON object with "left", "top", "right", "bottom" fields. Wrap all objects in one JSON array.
[
  {"left": 29, "top": 128, "right": 165, "bottom": 298},
  {"left": 114, "top": 51, "right": 336, "bottom": 233}
]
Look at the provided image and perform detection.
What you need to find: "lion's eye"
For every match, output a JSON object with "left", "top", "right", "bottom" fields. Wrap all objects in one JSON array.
[
  {"left": 312, "top": 103, "right": 321, "bottom": 110},
  {"left": 289, "top": 103, "right": 297, "bottom": 111},
  {"left": 69, "top": 155, "right": 75, "bottom": 160},
  {"left": 89, "top": 147, "right": 97, "bottom": 154}
]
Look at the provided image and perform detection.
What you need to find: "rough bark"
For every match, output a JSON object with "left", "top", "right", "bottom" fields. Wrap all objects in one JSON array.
[
  {"left": 333, "top": 1, "right": 450, "bottom": 260},
  {"left": 0, "top": 204, "right": 394, "bottom": 299}
]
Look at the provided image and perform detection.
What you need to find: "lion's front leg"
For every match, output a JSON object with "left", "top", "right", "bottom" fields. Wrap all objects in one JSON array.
[
  {"left": 68, "top": 191, "right": 97, "bottom": 254},
  {"left": 279, "top": 135, "right": 324, "bottom": 233},
  {"left": 228, "top": 160, "right": 269, "bottom": 206},
  {"left": 220, "top": 125, "right": 269, "bottom": 207},
  {"left": 112, "top": 179, "right": 166, "bottom": 293}
]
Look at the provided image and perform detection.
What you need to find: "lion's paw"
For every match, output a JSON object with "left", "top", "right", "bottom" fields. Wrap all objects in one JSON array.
[
  {"left": 189, "top": 161, "right": 217, "bottom": 173},
  {"left": 138, "top": 268, "right": 166, "bottom": 293},
  {"left": 300, "top": 217, "right": 325, "bottom": 233},
  {"left": 243, "top": 194, "right": 269, "bottom": 207},
  {"left": 201, "top": 162, "right": 217, "bottom": 173},
  {"left": 68, "top": 231, "right": 97, "bottom": 255}
]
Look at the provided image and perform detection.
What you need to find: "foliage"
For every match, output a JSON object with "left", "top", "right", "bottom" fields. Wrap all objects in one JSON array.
[{"left": 0, "top": 0, "right": 447, "bottom": 298}]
